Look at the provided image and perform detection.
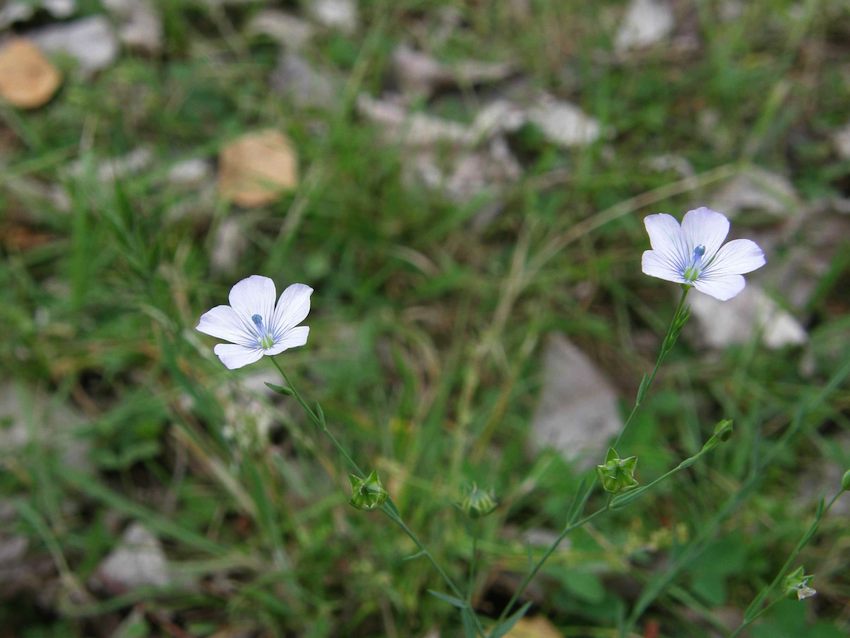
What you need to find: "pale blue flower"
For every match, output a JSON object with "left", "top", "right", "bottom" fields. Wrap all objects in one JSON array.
[
  {"left": 641, "top": 207, "right": 765, "bottom": 301},
  {"left": 197, "top": 275, "right": 312, "bottom": 369}
]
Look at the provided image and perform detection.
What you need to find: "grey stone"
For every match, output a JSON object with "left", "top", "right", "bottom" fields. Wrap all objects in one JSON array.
[
  {"left": 688, "top": 285, "right": 807, "bottom": 350},
  {"left": 246, "top": 10, "right": 314, "bottom": 49},
  {"left": 30, "top": 16, "right": 119, "bottom": 75},
  {"left": 270, "top": 52, "right": 336, "bottom": 110},
  {"left": 0, "top": 383, "right": 90, "bottom": 472},
  {"left": 530, "top": 334, "right": 622, "bottom": 469},
  {"left": 96, "top": 523, "right": 170, "bottom": 591},
  {"left": 615, "top": 0, "right": 674, "bottom": 51}
]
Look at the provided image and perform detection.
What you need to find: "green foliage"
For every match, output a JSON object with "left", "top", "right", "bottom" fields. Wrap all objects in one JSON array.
[{"left": 1, "top": 0, "right": 849, "bottom": 636}]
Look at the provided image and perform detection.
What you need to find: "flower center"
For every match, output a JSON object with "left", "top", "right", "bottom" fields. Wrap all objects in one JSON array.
[
  {"left": 252, "top": 314, "right": 275, "bottom": 350},
  {"left": 683, "top": 244, "right": 706, "bottom": 282}
]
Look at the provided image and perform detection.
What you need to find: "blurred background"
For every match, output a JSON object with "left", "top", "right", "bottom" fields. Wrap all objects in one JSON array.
[{"left": 1, "top": 1, "right": 849, "bottom": 636}]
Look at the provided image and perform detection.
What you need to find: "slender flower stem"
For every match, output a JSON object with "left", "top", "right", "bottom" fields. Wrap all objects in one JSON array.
[
  {"left": 496, "top": 288, "right": 691, "bottom": 627},
  {"left": 728, "top": 489, "right": 845, "bottom": 638},
  {"left": 494, "top": 500, "right": 612, "bottom": 629},
  {"left": 269, "top": 357, "right": 483, "bottom": 636},
  {"left": 270, "top": 357, "right": 364, "bottom": 477},
  {"left": 613, "top": 286, "right": 690, "bottom": 450},
  {"left": 468, "top": 521, "right": 480, "bottom": 606}
]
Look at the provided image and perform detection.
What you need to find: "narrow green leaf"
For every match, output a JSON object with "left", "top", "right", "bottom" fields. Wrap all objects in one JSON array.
[
  {"left": 489, "top": 601, "right": 532, "bottom": 638},
  {"left": 314, "top": 401, "right": 326, "bottom": 425},
  {"left": 461, "top": 608, "right": 478, "bottom": 638},
  {"left": 264, "top": 382, "right": 293, "bottom": 396},
  {"left": 403, "top": 549, "right": 427, "bottom": 562},
  {"left": 427, "top": 589, "right": 467, "bottom": 609}
]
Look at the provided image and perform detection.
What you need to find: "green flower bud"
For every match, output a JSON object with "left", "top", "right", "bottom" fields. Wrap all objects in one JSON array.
[
  {"left": 842, "top": 469, "right": 850, "bottom": 492},
  {"left": 460, "top": 483, "right": 497, "bottom": 518},
  {"left": 701, "top": 419, "right": 734, "bottom": 453},
  {"left": 596, "top": 448, "right": 639, "bottom": 494},
  {"left": 349, "top": 470, "right": 388, "bottom": 511},
  {"left": 783, "top": 566, "right": 816, "bottom": 601}
]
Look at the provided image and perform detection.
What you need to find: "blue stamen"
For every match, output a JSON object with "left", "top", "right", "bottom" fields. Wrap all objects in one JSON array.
[
  {"left": 683, "top": 244, "right": 707, "bottom": 283},
  {"left": 251, "top": 314, "right": 275, "bottom": 349}
]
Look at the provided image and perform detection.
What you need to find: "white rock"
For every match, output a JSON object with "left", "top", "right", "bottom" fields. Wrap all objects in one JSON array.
[
  {"left": 309, "top": 0, "right": 358, "bottom": 34},
  {"left": 246, "top": 9, "right": 314, "bottom": 49},
  {"left": 689, "top": 285, "right": 807, "bottom": 350},
  {"left": 0, "top": 383, "right": 90, "bottom": 472},
  {"left": 0, "top": 0, "right": 76, "bottom": 28},
  {"left": 270, "top": 52, "right": 336, "bottom": 109},
  {"left": 645, "top": 153, "right": 694, "bottom": 177},
  {"left": 44, "top": 0, "right": 76, "bottom": 18},
  {"left": 30, "top": 16, "right": 118, "bottom": 75},
  {"left": 444, "top": 137, "right": 522, "bottom": 202},
  {"left": 210, "top": 217, "right": 248, "bottom": 275},
  {"left": 392, "top": 44, "right": 513, "bottom": 97},
  {"left": 526, "top": 95, "right": 601, "bottom": 147},
  {"left": 711, "top": 167, "right": 798, "bottom": 218},
  {"left": 469, "top": 100, "right": 527, "bottom": 139},
  {"left": 97, "top": 524, "right": 170, "bottom": 591},
  {"left": 833, "top": 121, "right": 850, "bottom": 160},
  {"left": 357, "top": 94, "right": 471, "bottom": 146},
  {"left": 0, "top": 3, "right": 34, "bottom": 28},
  {"left": 68, "top": 147, "right": 153, "bottom": 182},
  {"left": 168, "top": 158, "right": 212, "bottom": 188},
  {"left": 103, "top": 0, "right": 163, "bottom": 54},
  {"left": 615, "top": 0, "right": 674, "bottom": 51},
  {"left": 530, "top": 334, "right": 623, "bottom": 469}
]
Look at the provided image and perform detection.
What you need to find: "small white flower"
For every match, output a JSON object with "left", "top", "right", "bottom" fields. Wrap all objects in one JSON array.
[
  {"left": 196, "top": 275, "right": 312, "bottom": 369},
  {"left": 641, "top": 207, "right": 766, "bottom": 301}
]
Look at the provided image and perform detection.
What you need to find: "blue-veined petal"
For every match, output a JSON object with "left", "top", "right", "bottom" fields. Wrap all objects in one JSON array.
[
  {"left": 681, "top": 207, "right": 729, "bottom": 259},
  {"left": 643, "top": 214, "right": 689, "bottom": 270},
  {"left": 266, "top": 326, "right": 309, "bottom": 356},
  {"left": 642, "top": 250, "right": 688, "bottom": 284},
  {"left": 693, "top": 272, "right": 746, "bottom": 301},
  {"left": 196, "top": 305, "right": 255, "bottom": 346},
  {"left": 229, "top": 275, "right": 276, "bottom": 325},
  {"left": 213, "top": 343, "right": 265, "bottom": 369},
  {"left": 704, "top": 238, "right": 765, "bottom": 276},
  {"left": 272, "top": 283, "right": 313, "bottom": 335}
]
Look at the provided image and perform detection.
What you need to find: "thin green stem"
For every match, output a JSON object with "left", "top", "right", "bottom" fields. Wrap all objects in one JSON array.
[
  {"left": 612, "top": 286, "right": 690, "bottom": 451},
  {"left": 270, "top": 357, "right": 364, "bottom": 477},
  {"left": 493, "top": 500, "right": 612, "bottom": 630},
  {"left": 270, "top": 357, "right": 482, "bottom": 635},
  {"left": 382, "top": 504, "right": 486, "bottom": 637},
  {"left": 729, "top": 489, "right": 844, "bottom": 638},
  {"left": 496, "top": 287, "right": 691, "bottom": 627},
  {"left": 468, "top": 522, "right": 479, "bottom": 606}
]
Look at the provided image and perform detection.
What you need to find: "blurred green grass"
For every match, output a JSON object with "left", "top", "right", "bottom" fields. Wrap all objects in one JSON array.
[{"left": 1, "top": 1, "right": 849, "bottom": 636}]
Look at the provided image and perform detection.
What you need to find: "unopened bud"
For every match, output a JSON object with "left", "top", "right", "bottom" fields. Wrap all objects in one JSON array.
[
  {"left": 783, "top": 566, "right": 816, "bottom": 601},
  {"left": 596, "top": 448, "right": 639, "bottom": 494},
  {"left": 701, "top": 419, "right": 734, "bottom": 453},
  {"left": 460, "top": 483, "right": 497, "bottom": 518},
  {"left": 349, "top": 470, "right": 388, "bottom": 511}
]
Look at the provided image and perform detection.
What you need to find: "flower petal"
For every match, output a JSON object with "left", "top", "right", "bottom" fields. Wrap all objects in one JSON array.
[
  {"left": 213, "top": 343, "right": 264, "bottom": 369},
  {"left": 266, "top": 326, "right": 309, "bottom": 355},
  {"left": 196, "top": 305, "right": 255, "bottom": 346},
  {"left": 642, "top": 250, "right": 687, "bottom": 283},
  {"left": 229, "top": 275, "right": 276, "bottom": 324},
  {"left": 693, "top": 273, "right": 746, "bottom": 301},
  {"left": 643, "top": 214, "right": 688, "bottom": 269},
  {"left": 272, "top": 283, "right": 313, "bottom": 335},
  {"left": 681, "top": 207, "right": 729, "bottom": 258},
  {"left": 704, "top": 239, "right": 766, "bottom": 276}
]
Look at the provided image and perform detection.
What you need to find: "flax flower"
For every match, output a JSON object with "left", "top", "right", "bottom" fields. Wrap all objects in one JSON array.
[
  {"left": 197, "top": 275, "right": 312, "bottom": 369},
  {"left": 642, "top": 207, "right": 765, "bottom": 301}
]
